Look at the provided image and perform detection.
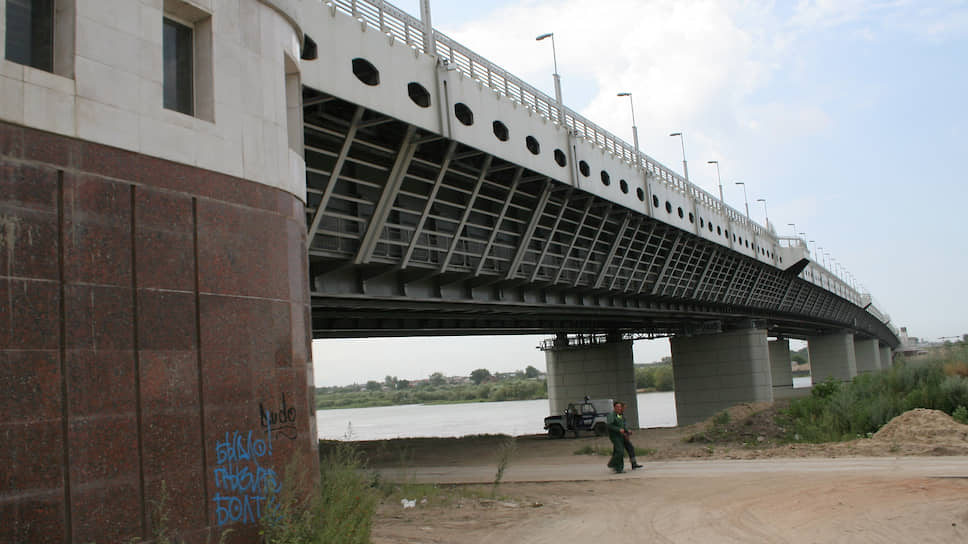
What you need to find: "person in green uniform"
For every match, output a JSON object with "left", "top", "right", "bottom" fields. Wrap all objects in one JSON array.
[{"left": 606, "top": 401, "right": 642, "bottom": 473}]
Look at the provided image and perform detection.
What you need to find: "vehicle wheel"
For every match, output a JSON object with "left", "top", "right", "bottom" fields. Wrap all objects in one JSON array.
[
  {"left": 593, "top": 422, "right": 607, "bottom": 436},
  {"left": 548, "top": 424, "right": 565, "bottom": 439}
]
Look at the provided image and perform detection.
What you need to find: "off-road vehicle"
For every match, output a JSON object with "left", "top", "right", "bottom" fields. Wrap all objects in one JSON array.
[{"left": 543, "top": 398, "right": 613, "bottom": 438}]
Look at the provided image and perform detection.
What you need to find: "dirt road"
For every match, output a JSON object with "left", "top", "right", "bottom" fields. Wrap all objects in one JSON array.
[
  {"left": 373, "top": 456, "right": 968, "bottom": 543},
  {"left": 362, "top": 408, "right": 968, "bottom": 543}
]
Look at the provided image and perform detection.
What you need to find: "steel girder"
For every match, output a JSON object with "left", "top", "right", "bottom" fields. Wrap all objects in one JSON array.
[{"left": 303, "top": 89, "right": 897, "bottom": 346}]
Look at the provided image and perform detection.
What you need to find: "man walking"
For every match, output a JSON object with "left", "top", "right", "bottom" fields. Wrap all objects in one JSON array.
[{"left": 606, "top": 401, "right": 642, "bottom": 473}]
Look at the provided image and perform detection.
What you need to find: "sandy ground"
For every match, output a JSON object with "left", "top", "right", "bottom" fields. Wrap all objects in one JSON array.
[{"left": 356, "top": 408, "right": 968, "bottom": 543}]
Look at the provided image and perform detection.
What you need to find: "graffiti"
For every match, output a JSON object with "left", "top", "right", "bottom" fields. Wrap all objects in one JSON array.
[
  {"left": 260, "top": 392, "right": 298, "bottom": 440},
  {"left": 212, "top": 419, "right": 281, "bottom": 526}
]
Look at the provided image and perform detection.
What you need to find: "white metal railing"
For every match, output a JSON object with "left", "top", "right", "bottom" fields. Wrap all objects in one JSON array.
[
  {"left": 328, "top": 1, "right": 761, "bottom": 232},
  {"left": 325, "top": 0, "right": 891, "bottom": 328}
]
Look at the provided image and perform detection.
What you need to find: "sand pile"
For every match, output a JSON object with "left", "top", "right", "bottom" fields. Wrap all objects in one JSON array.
[{"left": 871, "top": 408, "right": 968, "bottom": 451}]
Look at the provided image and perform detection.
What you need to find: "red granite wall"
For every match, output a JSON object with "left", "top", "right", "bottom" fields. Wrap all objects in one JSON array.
[{"left": 0, "top": 121, "right": 317, "bottom": 543}]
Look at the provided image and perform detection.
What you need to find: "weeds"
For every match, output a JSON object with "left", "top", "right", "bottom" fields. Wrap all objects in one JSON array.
[
  {"left": 782, "top": 353, "right": 968, "bottom": 443},
  {"left": 260, "top": 442, "right": 377, "bottom": 544},
  {"left": 492, "top": 436, "right": 517, "bottom": 496}
]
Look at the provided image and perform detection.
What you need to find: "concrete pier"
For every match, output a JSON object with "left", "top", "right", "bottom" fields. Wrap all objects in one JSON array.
[
  {"left": 769, "top": 339, "right": 793, "bottom": 387},
  {"left": 544, "top": 340, "right": 639, "bottom": 428},
  {"left": 670, "top": 329, "right": 773, "bottom": 426},
  {"left": 854, "top": 338, "right": 882, "bottom": 373},
  {"left": 807, "top": 333, "right": 857, "bottom": 382},
  {"left": 880, "top": 344, "right": 894, "bottom": 369}
]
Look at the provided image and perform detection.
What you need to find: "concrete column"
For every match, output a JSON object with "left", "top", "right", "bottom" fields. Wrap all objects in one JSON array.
[
  {"left": 854, "top": 338, "right": 881, "bottom": 373},
  {"left": 545, "top": 340, "right": 639, "bottom": 428},
  {"left": 807, "top": 333, "right": 857, "bottom": 382},
  {"left": 670, "top": 329, "right": 773, "bottom": 426},
  {"left": 769, "top": 339, "right": 793, "bottom": 387},
  {"left": 880, "top": 344, "right": 893, "bottom": 368}
]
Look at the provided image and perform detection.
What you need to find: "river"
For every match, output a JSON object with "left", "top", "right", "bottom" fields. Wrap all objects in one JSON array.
[
  {"left": 317, "top": 377, "right": 812, "bottom": 440},
  {"left": 317, "top": 392, "right": 677, "bottom": 441}
]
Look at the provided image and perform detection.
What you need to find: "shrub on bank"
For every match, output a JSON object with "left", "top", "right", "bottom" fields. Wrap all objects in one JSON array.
[
  {"left": 261, "top": 443, "right": 378, "bottom": 544},
  {"left": 783, "top": 346, "right": 968, "bottom": 442}
]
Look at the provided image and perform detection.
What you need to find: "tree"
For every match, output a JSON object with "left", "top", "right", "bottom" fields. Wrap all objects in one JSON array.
[
  {"left": 384, "top": 375, "right": 398, "bottom": 389},
  {"left": 469, "top": 368, "right": 491, "bottom": 385},
  {"left": 396, "top": 379, "right": 410, "bottom": 390},
  {"left": 654, "top": 366, "right": 675, "bottom": 391},
  {"left": 429, "top": 372, "right": 446, "bottom": 386},
  {"left": 524, "top": 365, "right": 541, "bottom": 378},
  {"left": 365, "top": 380, "right": 381, "bottom": 392}
]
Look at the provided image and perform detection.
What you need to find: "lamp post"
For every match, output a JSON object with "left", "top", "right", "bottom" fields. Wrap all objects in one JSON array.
[
  {"left": 617, "top": 92, "right": 640, "bottom": 169},
  {"left": 536, "top": 32, "right": 562, "bottom": 120},
  {"left": 669, "top": 132, "right": 689, "bottom": 181},
  {"left": 707, "top": 160, "right": 724, "bottom": 203},
  {"left": 816, "top": 245, "right": 823, "bottom": 262},
  {"left": 419, "top": 0, "right": 436, "bottom": 56},
  {"left": 756, "top": 198, "right": 769, "bottom": 228},
  {"left": 787, "top": 222, "right": 797, "bottom": 236},
  {"left": 735, "top": 181, "right": 750, "bottom": 219}
]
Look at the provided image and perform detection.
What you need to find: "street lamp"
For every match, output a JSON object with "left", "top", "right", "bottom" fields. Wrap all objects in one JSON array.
[
  {"left": 787, "top": 223, "right": 797, "bottom": 236},
  {"left": 535, "top": 33, "right": 562, "bottom": 117},
  {"left": 735, "top": 181, "right": 750, "bottom": 219},
  {"left": 669, "top": 132, "right": 689, "bottom": 181},
  {"left": 617, "top": 93, "right": 640, "bottom": 169},
  {"left": 707, "top": 160, "right": 724, "bottom": 203},
  {"left": 755, "top": 198, "right": 769, "bottom": 228},
  {"left": 816, "top": 245, "right": 823, "bottom": 262}
]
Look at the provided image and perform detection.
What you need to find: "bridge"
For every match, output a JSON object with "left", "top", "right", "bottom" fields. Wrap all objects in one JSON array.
[
  {"left": 298, "top": 0, "right": 898, "bottom": 425},
  {"left": 0, "top": 0, "right": 897, "bottom": 541}
]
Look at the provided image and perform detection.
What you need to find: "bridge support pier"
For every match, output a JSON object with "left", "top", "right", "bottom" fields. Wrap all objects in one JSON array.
[
  {"left": 670, "top": 329, "right": 773, "bottom": 426},
  {"left": 769, "top": 339, "right": 793, "bottom": 387},
  {"left": 807, "top": 333, "right": 857, "bottom": 382},
  {"left": 544, "top": 339, "right": 639, "bottom": 429},
  {"left": 854, "top": 338, "right": 882, "bottom": 373},
  {"left": 880, "top": 344, "right": 894, "bottom": 369}
]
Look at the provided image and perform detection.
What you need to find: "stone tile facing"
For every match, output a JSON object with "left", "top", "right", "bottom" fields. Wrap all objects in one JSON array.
[{"left": 0, "top": 121, "right": 316, "bottom": 542}]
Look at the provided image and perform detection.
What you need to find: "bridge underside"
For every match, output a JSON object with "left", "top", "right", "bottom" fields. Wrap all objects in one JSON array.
[{"left": 303, "top": 87, "right": 895, "bottom": 346}]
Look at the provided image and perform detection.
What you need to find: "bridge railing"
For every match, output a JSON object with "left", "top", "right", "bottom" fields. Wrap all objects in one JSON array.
[
  {"left": 329, "top": 0, "right": 764, "bottom": 238},
  {"left": 325, "top": 0, "right": 887, "bottom": 317}
]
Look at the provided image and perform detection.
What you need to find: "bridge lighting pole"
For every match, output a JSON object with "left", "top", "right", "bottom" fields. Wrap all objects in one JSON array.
[
  {"left": 756, "top": 198, "right": 769, "bottom": 228},
  {"left": 419, "top": 0, "right": 436, "bottom": 56},
  {"left": 707, "top": 160, "right": 724, "bottom": 203},
  {"left": 669, "top": 132, "right": 689, "bottom": 181},
  {"left": 617, "top": 93, "right": 640, "bottom": 169},
  {"left": 815, "top": 246, "right": 822, "bottom": 261},
  {"left": 735, "top": 182, "right": 750, "bottom": 219},
  {"left": 787, "top": 223, "right": 797, "bottom": 237},
  {"left": 536, "top": 33, "right": 563, "bottom": 121}
]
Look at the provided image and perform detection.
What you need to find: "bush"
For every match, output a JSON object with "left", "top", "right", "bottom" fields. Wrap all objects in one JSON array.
[
  {"left": 261, "top": 443, "right": 378, "bottom": 544},
  {"left": 784, "top": 357, "right": 968, "bottom": 443}
]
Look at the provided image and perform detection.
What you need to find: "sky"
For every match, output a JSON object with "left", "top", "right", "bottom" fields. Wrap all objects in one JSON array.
[{"left": 312, "top": 0, "right": 968, "bottom": 387}]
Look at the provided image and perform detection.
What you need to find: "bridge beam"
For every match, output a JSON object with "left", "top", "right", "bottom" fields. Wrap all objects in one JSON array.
[
  {"left": 670, "top": 329, "right": 773, "bottom": 425},
  {"left": 854, "top": 337, "right": 882, "bottom": 373},
  {"left": 807, "top": 332, "right": 857, "bottom": 382},
  {"left": 544, "top": 340, "right": 639, "bottom": 429}
]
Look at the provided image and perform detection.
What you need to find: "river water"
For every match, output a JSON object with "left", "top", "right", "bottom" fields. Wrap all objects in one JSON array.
[
  {"left": 317, "top": 392, "right": 677, "bottom": 441},
  {"left": 317, "top": 378, "right": 812, "bottom": 440}
]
